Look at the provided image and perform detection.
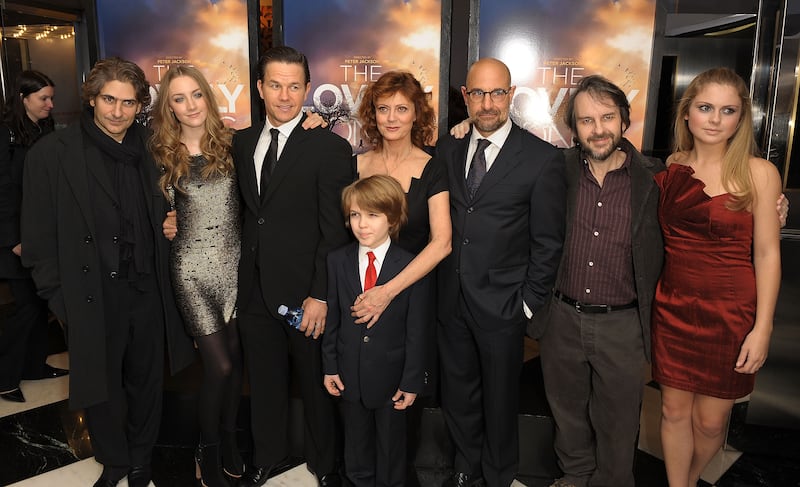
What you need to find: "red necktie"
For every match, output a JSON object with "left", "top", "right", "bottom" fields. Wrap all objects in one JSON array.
[{"left": 364, "top": 251, "right": 377, "bottom": 291}]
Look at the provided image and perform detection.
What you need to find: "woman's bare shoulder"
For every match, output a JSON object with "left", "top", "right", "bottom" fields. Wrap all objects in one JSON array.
[
  {"left": 748, "top": 156, "right": 780, "bottom": 187},
  {"left": 665, "top": 151, "right": 690, "bottom": 167}
]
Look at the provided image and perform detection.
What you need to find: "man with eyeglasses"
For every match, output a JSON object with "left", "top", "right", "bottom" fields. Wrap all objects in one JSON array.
[
  {"left": 435, "top": 58, "right": 566, "bottom": 487},
  {"left": 21, "top": 57, "right": 195, "bottom": 487}
]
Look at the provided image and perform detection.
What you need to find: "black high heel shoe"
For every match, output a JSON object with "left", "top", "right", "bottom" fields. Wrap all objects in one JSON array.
[
  {"left": 0, "top": 388, "right": 25, "bottom": 402},
  {"left": 195, "top": 443, "right": 229, "bottom": 487},
  {"left": 221, "top": 429, "right": 244, "bottom": 478}
]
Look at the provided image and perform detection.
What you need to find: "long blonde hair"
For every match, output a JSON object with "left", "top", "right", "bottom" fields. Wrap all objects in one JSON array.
[
  {"left": 673, "top": 67, "right": 758, "bottom": 210},
  {"left": 150, "top": 65, "right": 233, "bottom": 196}
]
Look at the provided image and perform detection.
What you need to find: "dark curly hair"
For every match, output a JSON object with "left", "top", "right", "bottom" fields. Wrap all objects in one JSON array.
[
  {"left": 357, "top": 71, "right": 436, "bottom": 150},
  {"left": 81, "top": 57, "right": 151, "bottom": 107}
]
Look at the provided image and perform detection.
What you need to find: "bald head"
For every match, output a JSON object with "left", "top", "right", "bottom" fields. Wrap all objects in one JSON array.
[
  {"left": 466, "top": 58, "right": 511, "bottom": 88},
  {"left": 462, "top": 58, "right": 514, "bottom": 136}
]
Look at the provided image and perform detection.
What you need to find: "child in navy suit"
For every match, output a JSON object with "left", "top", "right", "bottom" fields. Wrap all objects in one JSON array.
[{"left": 323, "top": 175, "right": 430, "bottom": 487}]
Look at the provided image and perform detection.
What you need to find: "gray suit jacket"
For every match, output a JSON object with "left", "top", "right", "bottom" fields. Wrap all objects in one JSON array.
[{"left": 528, "top": 138, "right": 665, "bottom": 361}]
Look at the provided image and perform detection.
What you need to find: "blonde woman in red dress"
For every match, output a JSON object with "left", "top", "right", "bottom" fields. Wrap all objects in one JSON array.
[{"left": 652, "top": 67, "right": 781, "bottom": 487}]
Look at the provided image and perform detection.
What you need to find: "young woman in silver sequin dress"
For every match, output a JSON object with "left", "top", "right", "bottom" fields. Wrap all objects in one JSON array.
[{"left": 150, "top": 65, "right": 242, "bottom": 487}]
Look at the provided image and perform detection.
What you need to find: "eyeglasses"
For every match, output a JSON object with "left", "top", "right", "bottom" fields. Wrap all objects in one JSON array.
[{"left": 465, "top": 88, "right": 511, "bottom": 102}]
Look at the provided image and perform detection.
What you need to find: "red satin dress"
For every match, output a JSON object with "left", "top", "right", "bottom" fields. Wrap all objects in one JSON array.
[{"left": 652, "top": 163, "right": 756, "bottom": 399}]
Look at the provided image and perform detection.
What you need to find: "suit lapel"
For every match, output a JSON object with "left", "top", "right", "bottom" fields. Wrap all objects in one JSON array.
[
  {"left": 84, "top": 144, "right": 119, "bottom": 207},
  {"left": 261, "top": 114, "right": 311, "bottom": 204},
  {"left": 630, "top": 155, "right": 656, "bottom": 236},
  {"left": 239, "top": 123, "right": 263, "bottom": 212},
  {"left": 471, "top": 125, "right": 524, "bottom": 202},
  {"left": 345, "top": 244, "right": 362, "bottom": 295},
  {"left": 60, "top": 132, "right": 98, "bottom": 236},
  {"left": 377, "top": 244, "right": 403, "bottom": 287},
  {"left": 448, "top": 134, "right": 471, "bottom": 203},
  {"left": 137, "top": 138, "right": 160, "bottom": 224}
]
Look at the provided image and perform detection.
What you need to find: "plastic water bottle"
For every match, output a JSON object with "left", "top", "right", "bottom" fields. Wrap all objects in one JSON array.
[{"left": 278, "top": 305, "right": 303, "bottom": 329}]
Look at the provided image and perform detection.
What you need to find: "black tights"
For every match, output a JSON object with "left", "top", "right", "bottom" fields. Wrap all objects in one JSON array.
[{"left": 194, "top": 322, "right": 243, "bottom": 443}]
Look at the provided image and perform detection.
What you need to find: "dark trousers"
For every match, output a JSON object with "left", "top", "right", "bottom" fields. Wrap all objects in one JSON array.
[
  {"left": 84, "top": 275, "right": 165, "bottom": 468},
  {"left": 0, "top": 277, "right": 50, "bottom": 390},
  {"left": 539, "top": 297, "right": 646, "bottom": 487},
  {"left": 438, "top": 295, "right": 525, "bottom": 487},
  {"left": 238, "top": 274, "right": 338, "bottom": 474},
  {"left": 340, "top": 399, "right": 406, "bottom": 487}
]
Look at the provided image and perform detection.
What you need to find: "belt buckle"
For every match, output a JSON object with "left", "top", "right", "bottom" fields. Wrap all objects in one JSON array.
[{"left": 575, "top": 302, "right": 582, "bottom": 313}]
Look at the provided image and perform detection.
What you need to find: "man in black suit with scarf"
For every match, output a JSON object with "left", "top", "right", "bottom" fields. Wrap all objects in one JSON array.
[
  {"left": 436, "top": 58, "right": 566, "bottom": 487},
  {"left": 21, "top": 57, "right": 195, "bottom": 487},
  {"left": 234, "top": 46, "right": 353, "bottom": 487}
]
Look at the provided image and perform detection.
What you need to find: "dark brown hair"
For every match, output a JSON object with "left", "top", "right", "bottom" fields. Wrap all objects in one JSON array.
[{"left": 81, "top": 57, "right": 151, "bottom": 107}]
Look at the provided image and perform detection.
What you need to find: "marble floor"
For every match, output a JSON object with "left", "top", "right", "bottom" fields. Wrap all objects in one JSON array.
[
  {"left": 2, "top": 235, "right": 799, "bottom": 486},
  {"left": 2, "top": 349, "right": 798, "bottom": 487}
]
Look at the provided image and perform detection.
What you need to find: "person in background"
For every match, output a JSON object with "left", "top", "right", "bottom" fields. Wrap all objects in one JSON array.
[
  {"left": 323, "top": 174, "right": 430, "bottom": 487},
  {"left": 653, "top": 67, "right": 781, "bottom": 487},
  {"left": 150, "top": 65, "right": 243, "bottom": 487},
  {"left": 21, "top": 57, "right": 195, "bottom": 487},
  {"left": 0, "top": 70, "right": 68, "bottom": 403}
]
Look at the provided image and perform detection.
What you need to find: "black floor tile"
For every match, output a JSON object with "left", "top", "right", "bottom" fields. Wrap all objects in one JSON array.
[{"left": 0, "top": 400, "right": 88, "bottom": 485}]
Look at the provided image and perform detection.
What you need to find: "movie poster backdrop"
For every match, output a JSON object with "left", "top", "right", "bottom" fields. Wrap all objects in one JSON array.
[
  {"left": 96, "top": 0, "right": 253, "bottom": 129},
  {"left": 479, "top": 0, "right": 657, "bottom": 148},
  {"left": 283, "top": 0, "right": 443, "bottom": 152}
]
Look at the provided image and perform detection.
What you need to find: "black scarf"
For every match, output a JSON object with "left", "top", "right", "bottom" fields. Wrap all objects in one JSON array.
[{"left": 80, "top": 108, "right": 153, "bottom": 279}]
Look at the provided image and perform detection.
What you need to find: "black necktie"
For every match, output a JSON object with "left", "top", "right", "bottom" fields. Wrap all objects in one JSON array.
[
  {"left": 466, "top": 138, "right": 491, "bottom": 198},
  {"left": 260, "top": 128, "right": 279, "bottom": 198}
]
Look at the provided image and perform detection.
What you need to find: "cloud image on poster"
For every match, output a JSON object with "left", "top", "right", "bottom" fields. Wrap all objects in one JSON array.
[
  {"left": 96, "top": 0, "right": 252, "bottom": 129},
  {"left": 284, "top": 0, "right": 442, "bottom": 151},
  {"left": 480, "top": 0, "right": 656, "bottom": 148}
]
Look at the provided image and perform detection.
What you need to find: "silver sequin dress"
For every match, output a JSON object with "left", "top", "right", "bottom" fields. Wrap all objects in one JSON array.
[{"left": 170, "top": 155, "right": 241, "bottom": 337}]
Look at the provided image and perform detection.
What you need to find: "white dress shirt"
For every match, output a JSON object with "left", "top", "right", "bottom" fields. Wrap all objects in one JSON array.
[
  {"left": 464, "top": 117, "right": 512, "bottom": 177},
  {"left": 253, "top": 111, "right": 304, "bottom": 194}
]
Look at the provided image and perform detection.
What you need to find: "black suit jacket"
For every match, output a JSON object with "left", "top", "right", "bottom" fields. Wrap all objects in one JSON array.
[
  {"left": 436, "top": 123, "right": 566, "bottom": 328},
  {"left": 234, "top": 115, "right": 353, "bottom": 316},
  {"left": 528, "top": 138, "right": 665, "bottom": 360},
  {"left": 20, "top": 122, "right": 195, "bottom": 408},
  {"left": 322, "top": 242, "right": 430, "bottom": 409}
]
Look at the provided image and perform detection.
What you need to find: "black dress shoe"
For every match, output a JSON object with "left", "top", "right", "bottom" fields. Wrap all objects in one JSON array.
[
  {"left": 442, "top": 472, "right": 486, "bottom": 487},
  {"left": 24, "top": 364, "right": 69, "bottom": 380},
  {"left": 93, "top": 478, "right": 118, "bottom": 487},
  {"left": 127, "top": 464, "right": 152, "bottom": 487},
  {"left": 318, "top": 472, "right": 342, "bottom": 487},
  {"left": 241, "top": 465, "right": 271, "bottom": 486},
  {"left": 0, "top": 388, "right": 26, "bottom": 402},
  {"left": 243, "top": 458, "right": 293, "bottom": 486},
  {"left": 93, "top": 466, "right": 127, "bottom": 487}
]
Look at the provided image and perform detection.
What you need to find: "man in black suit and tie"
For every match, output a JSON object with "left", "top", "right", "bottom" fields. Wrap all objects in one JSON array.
[
  {"left": 436, "top": 58, "right": 566, "bottom": 487},
  {"left": 234, "top": 46, "right": 353, "bottom": 487}
]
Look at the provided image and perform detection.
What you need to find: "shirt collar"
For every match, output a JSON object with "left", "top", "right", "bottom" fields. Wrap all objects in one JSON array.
[
  {"left": 359, "top": 236, "right": 391, "bottom": 264},
  {"left": 266, "top": 110, "right": 304, "bottom": 139},
  {"left": 581, "top": 145, "right": 632, "bottom": 175},
  {"left": 470, "top": 117, "right": 512, "bottom": 149}
]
